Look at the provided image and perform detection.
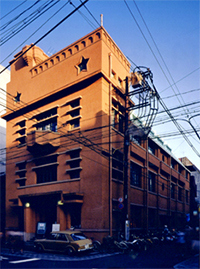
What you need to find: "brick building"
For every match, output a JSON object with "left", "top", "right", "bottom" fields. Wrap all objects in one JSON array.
[
  {"left": 179, "top": 157, "right": 200, "bottom": 229},
  {"left": 2, "top": 27, "right": 190, "bottom": 241}
]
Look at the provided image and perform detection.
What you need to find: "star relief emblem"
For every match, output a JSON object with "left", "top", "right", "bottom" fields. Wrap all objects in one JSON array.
[
  {"left": 75, "top": 56, "right": 89, "bottom": 74},
  {"left": 14, "top": 92, "right": 21, "bottom": 103}
]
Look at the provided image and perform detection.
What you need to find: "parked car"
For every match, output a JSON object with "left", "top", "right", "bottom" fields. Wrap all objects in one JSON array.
[{"left": 34, "top": 230, "right": 93, "bottom": 255}]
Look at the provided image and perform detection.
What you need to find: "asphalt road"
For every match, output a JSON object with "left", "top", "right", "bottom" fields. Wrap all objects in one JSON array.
[{"left": 1, "top": 243, "right": 199, "bottom": 268}]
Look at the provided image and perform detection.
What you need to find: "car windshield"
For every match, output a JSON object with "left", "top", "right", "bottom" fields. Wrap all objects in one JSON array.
[{"left": 71, "top": 233, "right": 87, "bottom": 241}]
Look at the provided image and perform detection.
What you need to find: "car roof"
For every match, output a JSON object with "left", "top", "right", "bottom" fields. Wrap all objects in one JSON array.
[{"left": 51, "top": 230, "right": 82, "bottom": 235}]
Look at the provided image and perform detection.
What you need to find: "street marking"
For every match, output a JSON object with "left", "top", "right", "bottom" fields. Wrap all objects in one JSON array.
[{"left": 9, "top": 258, "right": 41, "bottom": 264}]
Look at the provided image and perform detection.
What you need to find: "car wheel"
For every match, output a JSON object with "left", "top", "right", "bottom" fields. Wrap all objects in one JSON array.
[
  {"left": 36, "top": 244, "right": 43, "bottom": 253},
  {"left": 66, "top": 247, "right": 74, "bottom": 256}
]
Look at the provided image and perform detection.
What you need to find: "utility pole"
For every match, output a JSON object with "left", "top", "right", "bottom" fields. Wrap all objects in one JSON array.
[
  {"left": 123, "top": 76, "right": 130, "bottom": 240},
  {"left": 122, "top": 67, "right": 159, "bottom": 238}
]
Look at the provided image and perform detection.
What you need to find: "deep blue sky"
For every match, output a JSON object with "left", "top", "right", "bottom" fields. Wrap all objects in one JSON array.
[{"left": 0, "top": 0, "right": 199, "bottom": 168}]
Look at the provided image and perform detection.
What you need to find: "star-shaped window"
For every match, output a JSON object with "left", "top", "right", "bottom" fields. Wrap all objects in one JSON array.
[
  {"left": 14, "top": 92, "right": 21, "bottom": 103},
  {"left": 76, "top": 56, "right": 89, "bottom": 74}
]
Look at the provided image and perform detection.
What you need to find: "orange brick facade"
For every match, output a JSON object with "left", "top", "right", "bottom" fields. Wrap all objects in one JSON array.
[{"left": 2, "top": 27, "right": 190, "bottom": 241}]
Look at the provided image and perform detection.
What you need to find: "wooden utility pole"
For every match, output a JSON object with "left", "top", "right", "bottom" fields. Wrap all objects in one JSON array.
[{"left": 123, "top": 76, "right": 130, "bottom": 240}]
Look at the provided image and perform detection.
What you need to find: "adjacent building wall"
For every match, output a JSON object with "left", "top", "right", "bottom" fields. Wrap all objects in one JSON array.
[{"left": 0, "top": 65, "right": 10, "bottom": 236}]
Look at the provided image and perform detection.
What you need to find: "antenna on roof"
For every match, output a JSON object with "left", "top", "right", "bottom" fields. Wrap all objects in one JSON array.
[{"left": 101, "top": 14, "right": 103, "bottom": 26}]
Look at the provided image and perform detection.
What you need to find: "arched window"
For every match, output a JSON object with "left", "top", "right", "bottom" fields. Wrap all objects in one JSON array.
[
  {"left": 88, "top": 36, "right": 93, "bottom": 44},
  {"left": 50, "top": 59, "right": 54, "bottom": 66},
  {"left": 75, "top": 45, "right": 79, "bottom": 52},
  {"left": 62, "top": 52, "right": 66, "bottom": 60},
  {"left": 81, "top": 41, "right": 86, "bottom": 48},
  {"left": 56, "top": 56, "right": 60, "bottom": 63},
  {"left": 96, "top": 32, "right": 101, "bottom": 40}
]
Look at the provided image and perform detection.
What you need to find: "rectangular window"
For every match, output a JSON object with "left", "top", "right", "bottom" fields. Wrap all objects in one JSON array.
[
  {"left": 68, "top": 169, "right": 80, "bottom": 179},
  {"left": 148, "top": 139, "right": 157, "bottom": 156},
  {"left": 17, "top": 136, "right": 26, "bottom": 145},
  {"left": 112, "top": 149, "right": 123, "bottom": 181},
  {"left": 65, "top": 98, "right": 81, "bottom": 130},
  {"left": 149, "top": 172, "right": 156, "bottom": 192},
  {"left": 160, "top": 149, "right": 169, "bottom": 164},
  {"left": 16, "top": 119, "right": 27, "bottom": 146},
  {"left": 70, "top": 109, "right": 80, "bottom": 118},
  {"left": 130, "top": 162, "right": 141, "bottom": 187},
  {"left": 178, "top": 165, "right": 184, "bottom": 175},
  {"left": 178, "top": 187, "right": 182, "bottom": 201},
  {"left": 112, "top": 109, "right": 118, "bottom": 129},
  {"left": 15, "top": 161, "right": 26, "bottom": 186},
  {"left": 186, "top": 190, "right": 189, "bottom": 203},
  {"left": 112, "top": 99, "right": 124, "bottom": 133},
  {"left": 34, "top": 155, "right": 58, "bottom": 184},
  {"left": 70, "top": 99, "right": 80, "bottom": 108},
  {"left": 66, "top": 148, "right": 82, "bottom": 179},
  {"left": 111, "top": 70, "right": 116, "bottom": 78},
  {"left": 131, "top": 135, "right": 142, "bottom": 146},
  {"left": 171, "top": 159, "right": 176, "bottom": 169},
  {"left": 70, "top": 118, "right": 80, "bottom": 129},
  {"left": 118, "top": 77, "right": 122, "bottom": 86},
  {"left": 119, "top": 114, "right": 124, "bottom": 133},
  {"left": 36, "top": 165, "right": 57, "bottom": 184},
  {"left": 34, "top": 107, "right": 58, "bottom": 132},
  {"left": 171, "top": 183, "right": 175, "bottom": 199},
  {"left": 148, "top": 144, "right": 155, "bottom": 155}
]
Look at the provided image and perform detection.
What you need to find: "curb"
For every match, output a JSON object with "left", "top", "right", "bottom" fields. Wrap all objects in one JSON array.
[{"left": 0, "top": 247, "right": 119, "bottom": 262}]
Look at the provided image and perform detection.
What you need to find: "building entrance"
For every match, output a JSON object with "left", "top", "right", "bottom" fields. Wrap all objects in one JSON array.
[{"left": 30, "top": 194, "right": 58, "bottom": 235}]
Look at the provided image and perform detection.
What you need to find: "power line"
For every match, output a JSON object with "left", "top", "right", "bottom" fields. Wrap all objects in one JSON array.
[
  {"left": 0, "top": 0, "right": 40, "bottom": 31},
  {"left": 69, "top": 0, "right": 98, "bottom": 29},
  {"left": 0, "top": 0, "right": 71, "bottom": 65},
  {"left": 162, "top": 88, "right": 200, "bottom": 100},
  {"left": 153, "top": 127, "right": 200, "bottom": 139},
  {"left": 0, "top": 0, "right": 89, "bottom": 75},
  {"left": 0, "top": 0, "right": 60, "bottom": 46},
  {"left": 158, "top": 98, "right": 200, "bottom": 157},
  {"left": 79, "top": 0, "right": 101, "bottom": 27},
  {"left": 124, "top": 0, "right": 199, "bottom": 157},
  {"left": 0, "top": 0, "right": 28, "bottom": 21},
  {"left": 124, "top": 0, "right": 174, "bottom": 94},
  {"left": 157, "top": 100, "right": 200, "bottom": 116},
  {"left": 132, "top": 0, "right": 194, "bottom": 119},
  {"left": 160, "top": 67, "right": 200, "bottom": 94}
]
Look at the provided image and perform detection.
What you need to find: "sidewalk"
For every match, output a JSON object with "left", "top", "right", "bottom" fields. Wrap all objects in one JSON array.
[
  {"left": 174, "top": 240, "right": 200, "bottom": 269},
  {"left": 174, "top": 254, "right": 199, "bottom": 268}
]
